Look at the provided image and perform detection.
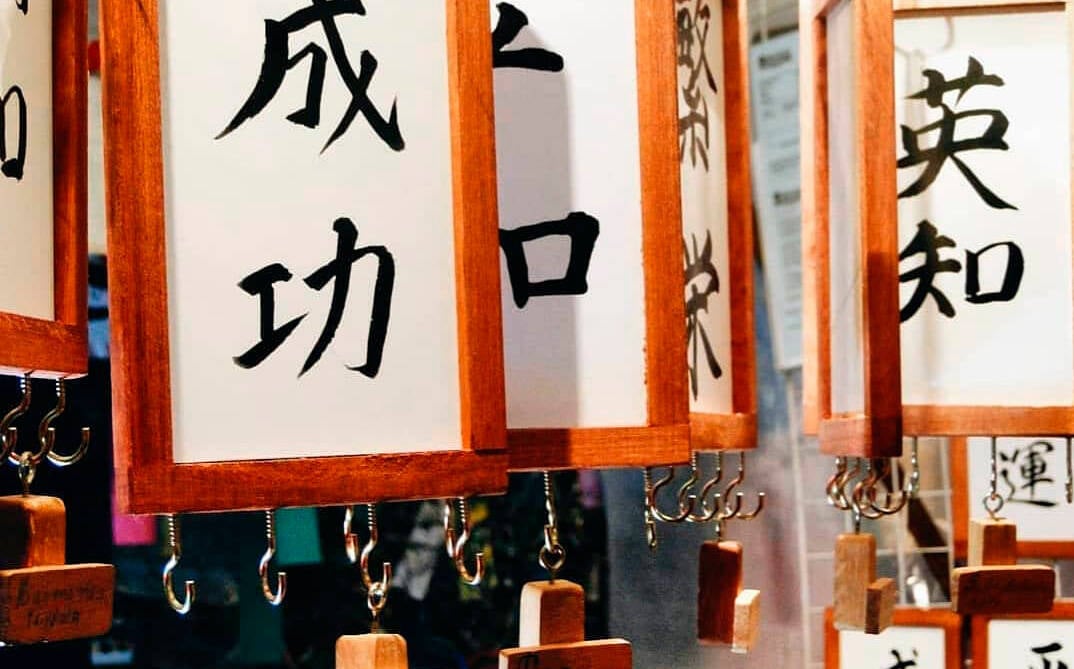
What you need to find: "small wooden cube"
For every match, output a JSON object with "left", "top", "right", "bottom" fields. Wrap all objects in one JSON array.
[
  {"left": 864, "top": 578, "right": 896, "bottom": 635},
  {"left": 698, "top": 540, "right": 744, "bottom": 645},
  {"left": 519, "top": 580, "right": 586, "bottom": 646},
  {"left": 0, "top": 563, "right": 114, "bottom": 644},
  {"left": 336, "top": 633, "right": 408, "bottom": 669},
  {"left": 731, "top": 589, "right": 761, "bottom": 654},
  {"left": 969, "top": 519, "right": 1017, "bottom": 567},
  {"left": 833, "top": 534, "right": 876, "bottom": 631},
  {"left": 0, "top": 495, "right": 67, "bottom": 570},
  {"left": 500, "top": 639, "right": 631, "bottom": 669},
  {"left": 951, "top": 565, "right": 1055, "bottom": 615}
]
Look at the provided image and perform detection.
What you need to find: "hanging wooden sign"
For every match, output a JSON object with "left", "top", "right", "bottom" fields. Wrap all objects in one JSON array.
[
  {"left": 491, "top": 1, "right": 689, "bottom": 470},
  {"left": 893, "top": 0, "right": 1074, "bottom": 436},
  {"left": 679, "top": 0, "right": 757, "bottom": 452},
  {"left": 951, "top": 437, "right": 1074, "bottom": 559},
  {"left": 0, "top": 0, "right": 87, "bottom": 378},
  {"left": 824, "top": 606, "right": 962, "bottom": 669},
  {"left": 100, "top": 0, "right": 508, "bottom": 513},
  {"left": 800, "top": 0, "right": 904, "bottom": 457},
  {"left": 971, "top": 600, "right": 1074, "bottom": 669}
]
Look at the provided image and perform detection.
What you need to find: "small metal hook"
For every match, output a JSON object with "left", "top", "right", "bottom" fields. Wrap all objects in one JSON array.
[
  {"left": 0, "top": 375, "right": 31, "bottom": 462},
  {"left": 982, "top": 436, "right": 1005, "bottom": 520},
  {"left": 162, "top": 514, "right": 195, "bottom": 615},
  {"left": 1065, "top": 437, "right": 1072, "bottom": 505},
  {"left": 540, "top": 471, "right": 566, "bottom": 579},
  {"left": 642, "top": 468, "right": 659, "bottom": 550},
  {"left": 258, "top": 510, "right": 286, "bottom": 606},
  {"left": 865, "top": 459, "right": 910, "bottom": 516},
  {"left": 851, "top": 461, "right": 887, "bottom": 522},
  {"left": 687, "top": 452, "right": 729, "bottom": 523},
  {"left": 42, "top": 379, "right": 90, "bottom": 467},
  {"left": 721, "top": 452, "right": 766, "bottom": 521},
  {"left": 359, "top": 504, "right": 392, "bottom": 621},
  {"left": 443, "top": 497, "right": 485, "bottom": 586},
  {"left": 645, "top": 466, "right": 691, "bottom": 523}
]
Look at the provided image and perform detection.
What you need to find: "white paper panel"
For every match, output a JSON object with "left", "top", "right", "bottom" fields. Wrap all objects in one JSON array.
[
  {"left": 826, "top": 0, "right": 865, "bottom": 415},
  {"left": 680, "top": 0, "right": 732, "bottom": 415},
  {"left": 839, "top": 626, "right": 947, "bottom": 669},
  {"left": 989, "top": 620, "right": 1074, "bottom": 668},
  {"left": 159, "top": 1, "right": 462, "bottom": 462},
  {"left": 896, "top": 12, "right": 1074, "bottom": 407},
  {"left": 493, "top": 1, "right": 647, "bottom": 428},
  {"left": 0, "top": 0, "right": 54, "bottom": 320},
  {"left": 966, "top": 436, "right": 1074, "bottom": 542}
]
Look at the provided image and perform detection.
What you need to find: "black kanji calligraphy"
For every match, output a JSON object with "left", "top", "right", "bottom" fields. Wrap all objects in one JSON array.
[
  {"left": 898, "top": 56, "right": 1016, "bottom": 209},
  {"left": 235, "top": 217, "right": 395, "bottom": 379},
  {"left": 887, "top": 649, "right": 918, "bottom": 669},
  {"left": 1031, "top": 643, "right": 1070, "bottom": 669},
  {"left": 499, "top": 212, "right": 599, "bottom": 309},
  {"left": 14, "top": 0, "right": 27, "bottom": 14},
  {"left": 0, "top": 85, "right": 27, "bottom": 181},
  {"left": 965, "top": 241, "right": 1024, "bottom": 305},
  {"left": 1000, "top": 441, "right": 1058, "bottom": 508},
  {"left": 491, "top": 3, "right": 563, "bottom": 72},
  {"left": 217, "top": 0, "right": 404, "bottom": 154},
  {"left": 677, "top": 0, "right": 719, "bottom": 169},
  {"left": 684, "top": 231, "right": 723, "bottom": 399},
  {"left": 899, "top": 220, "right": 961, "bottom": 322}
]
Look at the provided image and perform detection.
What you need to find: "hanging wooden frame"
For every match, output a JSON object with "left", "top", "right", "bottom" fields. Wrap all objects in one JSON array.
[
  {"left": 895, "top": 0, "right": 1074, "bottom": 436},
  {"left": 100, "top": 0, "right": 508, "bottom": 513},
  {"left": 824, "top": 607, "right": 962, "bottom": 668},
  {"left": 800, "top": 0, "right": 904, "bottom": 457},
  {"left": 949, "top": 437, "right": 1074, "bottom": 559},
  {"left": 681, "top": 0, "right": 758, "bottom": 453},
  {"left": 0, "top": 0, "right": 87, "bottom": 379},
  {"left": 971, "top": 600, "right": 1074, "bottom": 669},
  {"left": 503, "top": 0, "right": 689, "bottom": 471}
]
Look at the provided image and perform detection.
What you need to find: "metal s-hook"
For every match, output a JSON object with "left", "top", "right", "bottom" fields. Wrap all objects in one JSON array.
[
  {"left": 1065, "top": 437, "right": 1072, "bottom": 505},
  {"left": 646, "top": 465, "right": 692, "bottom": 523},
  {"left": 865, "top": 459, "right": 910, "bottom": 516},
  {"left": 162, "top": 514, "right": 195, "bottom": 615},
  {"left": 443, "top": 497, "right": 485, "bottom": 586},
  {"left": 359, "top": 504, "right": 392, "bottom": 621},
  {"left": 0, "top": 374, "right": 31, "bottom": 461},
  {"left": 258, "top": 510, "right": 287, "bottom": 606},
  {"left": 42, "top": 379, "right": 90, "bottom": 467},
  {"left": 721, "top": 452, "right": 766, "bottom": 521},
  {"left": 982, "top": 436, "right": 1005, "bottom": 520},
  {"left": 540, "top": 471, "right": 566, "bottom": 580}
]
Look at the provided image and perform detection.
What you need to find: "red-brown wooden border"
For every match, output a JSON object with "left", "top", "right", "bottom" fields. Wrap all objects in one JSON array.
[
  {"left": 100, "top": 0, "right": 508, "bottom": 513},
  {"left": 0, "top": 0, "right": 87, "bottom": 379},
  {"left": 824, "top": 607, "right": 962, "bottom": 668},
  {"left": 970, "top": 599, "right": 1074, "bottom": 668}
]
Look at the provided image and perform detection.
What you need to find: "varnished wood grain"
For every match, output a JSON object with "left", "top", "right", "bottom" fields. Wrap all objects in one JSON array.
[
  {"left": 864, "top": 578, "right": 896, "bottom": 635},
  {"left": 970, "top": 600, "right": 1074, "bottom": 669},
  {"left": 833, "top": 533, "right": 875, "bottom": 631},
  {"left": 690, "top": 413, "right": 756, "bottom": 451},
  {"left": 825, "top": 606, "right": 962, "bottom": 669},
  {"left": 507, "top": 425, "right": 690, "bottom": 472},
  {"left": 500, "top": 640, "right": 631, "bottom": 669},
  {"left": 818, "top": 415, "right": 902, "bottom": 458},
  {"left": 0, "top": 0, "right": 88, "bottom": 378},
  {"left": 336, "top": 634, "right": 408, "bottom": 669},
  {"left": 519, "top": 580, "right": 585, "bottom": 647},
  {"left": 0, "top": 496, "right": 66, "bottom": 569},
  {"left": 969, "top": 519, "right": 1017, "bottom": 567},
  {"left": 904, "top": 406, "right": 1074, "bottom": 436},
  {"left": 100, "top": 0, "right": 508, "bottom": 513},
  {"left": 731, "top": 589, "right": 760, "bottom": 654},
  {"left": 698, "top": 540, "right": 744, "bottom": 645},
  {"left": 0, "top": 563, "right": 114, "bottom": 644},
  {"left": 952, "top": 565, "right": 1056, "bottom": 615}
]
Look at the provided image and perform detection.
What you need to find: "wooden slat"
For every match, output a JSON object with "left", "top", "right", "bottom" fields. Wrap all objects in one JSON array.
[
  {"left": 507, "top": 425, "right": 690, "bottom": 472},
  {"left": 952, "top": 565, "right": 1056, "bottom": 615},
  {"left": 0, "top": 564, "right": 114, "bottom": 644},
  {"left": 337, "top": 634, "right": 408, "bottom": 669},
  {"left": 864, "top": 578, "right": 896, "bottom": 635},
  {"left": 895, "top": 0, "right": 1061, "bottom": 11},
  {"left": 905, "top": 405, "right": 1074, "bottom": 436},
  {"left": 690, "top": 413, "right": 755, "bottom": 451},
  {"left": 519, "top": 581, "right": 585, "bottom": 647},
  {"left": 731, "top": 589, "right": 761, "bottom": 654},
  {"left": 833, "top": 533, "right": 875, "bottom": 631},
  {"left": 818, "top": 415, "right": 902, "bottom": 458},
  {"left": 698, "top": 540, "right": 744, "bottom": 645},
  {"left": 500, "top": 640, "right": 631, "bottom": 669}
]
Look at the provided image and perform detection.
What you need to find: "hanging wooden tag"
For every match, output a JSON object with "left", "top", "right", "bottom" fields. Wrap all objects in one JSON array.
[
  {"left": 500, "top": 580, "right": 631, "bottom": 669},
  {"left": 864, "top": 578, "right": 896, "bottom": 635},
  {"left": 0, "top": 495, "right": 115, "bottom": 645},
  {"left": 833, "top": 534, "right": 875, "bottom": 631},
  {"left": 952, "top": 517, "right": 1056, "bottom": 615},
  {"left": 731, "top": 589, "right": 761, "bottom": 654},
  {"left": 336, "top": 633, "right": 408, "bottom": 669},
  {"left": 698, "top": 540, "right": 744, "bottom": 645}
]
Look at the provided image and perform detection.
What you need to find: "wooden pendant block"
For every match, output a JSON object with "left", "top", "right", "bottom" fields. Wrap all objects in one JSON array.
[
  {"left": 833, "top": 534, "right": 875, "bottom": 631},
  {"left": 698, "top": 540, "right": 744, "bottom": 645},
  {"left": 0, "top": 496, "right": 114, "bottom": 644},
  {"left": 864, "top": 578, "right": 896, "bottom": 635},
  {"left": 500, "top": 580, "right": 630, "bottom": 669},
  {"left": 731, "top": 589, "right": 761, "bottom": 654},
  {"left": 336, "top": 633, "right": 408, "bottom": 669},
  {"left": 952, "top": 518, "right": 1056, "bottom": 615}
]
